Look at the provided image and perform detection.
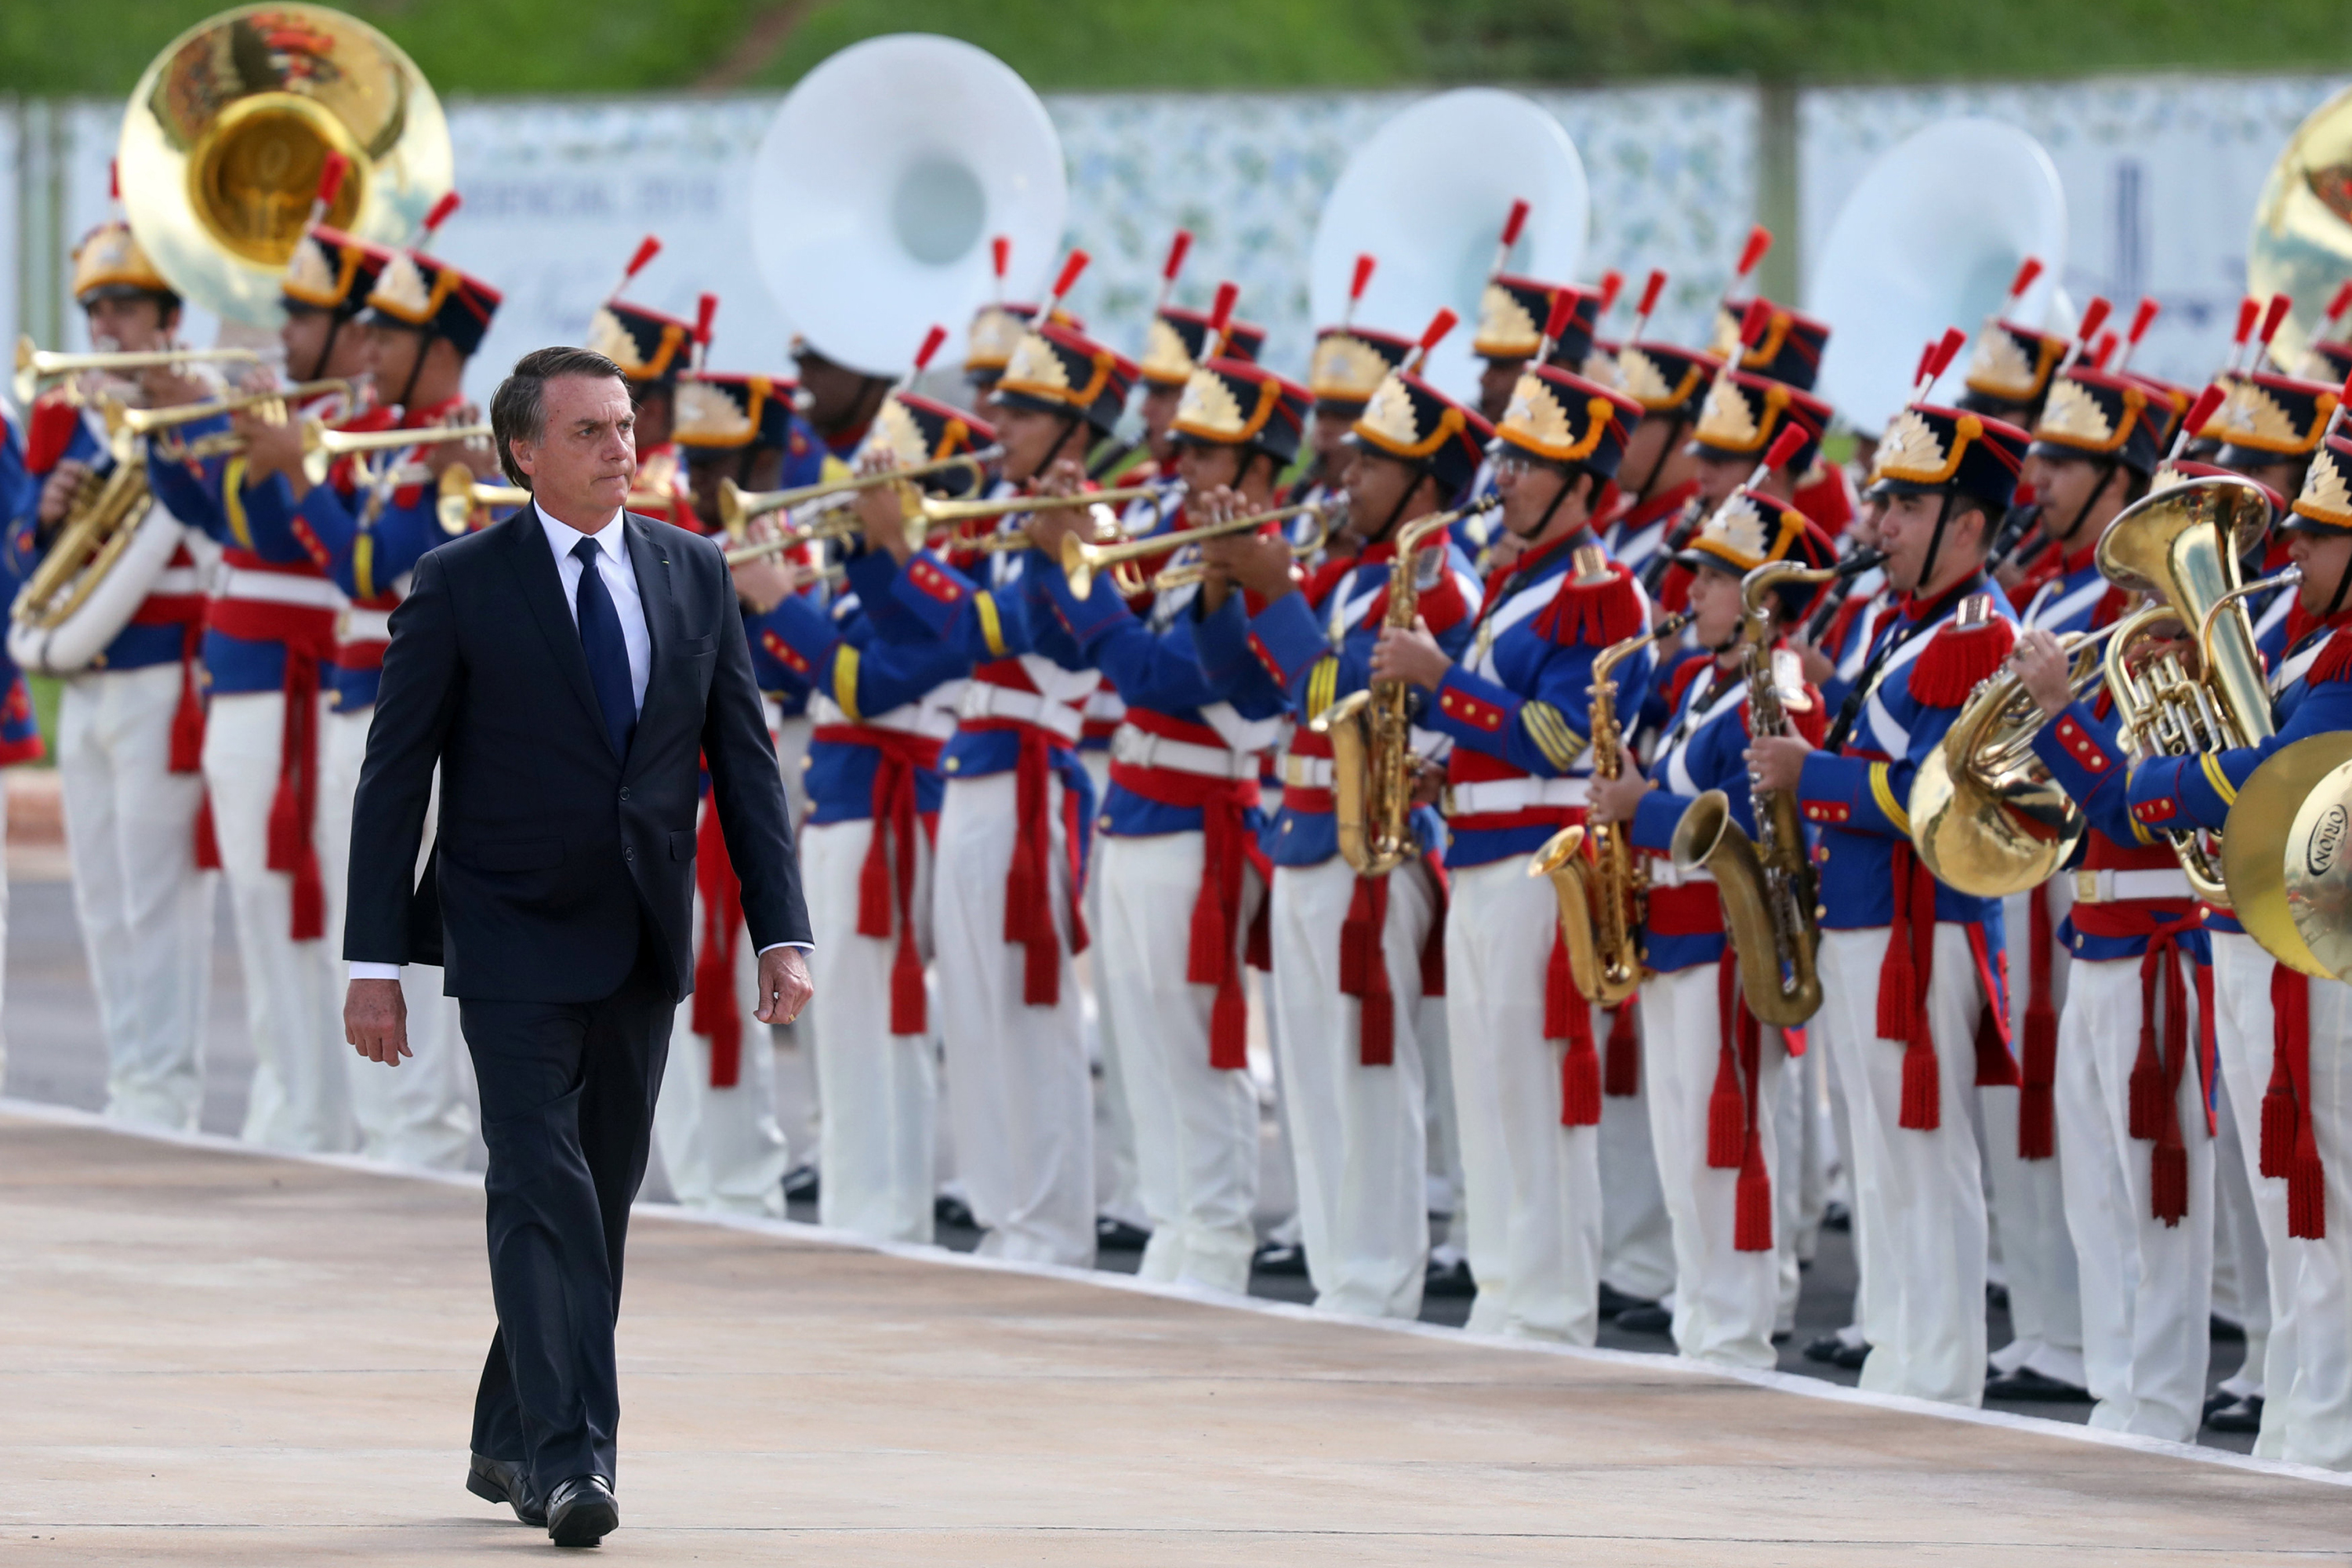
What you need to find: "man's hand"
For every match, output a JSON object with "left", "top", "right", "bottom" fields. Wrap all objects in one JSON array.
[
  {"left": 729, "top": 518, "right": 799, "bottom": 615},
  {"left": 137, "top": 363, "right": 216, "bottom": 410},
  {"left": 37, "top": 461, "right": 93, "bottom": 528},
  {"left": 1033, "top": 457, "right": 1087, "bottom": 500},
  {"left": 1370, "top": 618, "right": 1450, "bottom": 691},
  {"left": 1025, "top": 503, "right": 1086, "bottom": 564},
  {"left": 345, "top": 978, "right": 411, "bottom": 1066},
  {"left": 757, "top": 946, "right": 815, "bottom": 1026},
  {"left": 1485, "top": 530, "right": 1526, "bottom": 572},
  {"left": 2010, "top": 628, "right": 2075, "bottom": 720},
  {"left": 232, "top": 406, "right": 313, "bottom": 495},
  {"left": 1203, "top": 530, "right": 1296, "bottom": 603},
  {"left": 1588, "top": 763, "right": 1652, "bottom": 826},
  {"left": 1746, "top": 734, "right": 1815, "bottom": 794}
]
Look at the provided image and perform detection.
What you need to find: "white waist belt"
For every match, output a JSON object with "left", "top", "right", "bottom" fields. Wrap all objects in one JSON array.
[
  {"left": 957, "top": 681, "right": 1086, "bottom": 743},
  {"left": 213, "top": 565, "right": 346, "bottom": 612},
  {"left": 1280, "top": 753, "right": 1334, "bottom": 789},
  {"left": 1446, "top": 775, "right": 1591, "bottom": 815},
  {"left": 147, "top": 567, "right": 204, "bottom": 597},
  {"left": 1646, "top": 858, "right": 1716, "bottom": 887},
  {"left": 2074, "top": 866, "right": 2195, "bottom": 904},
  {"left": 339, "top": 608, "right": 393, "bottom": 643},
  {"left": 1110, "top": 723, "right": 1258, "bottom": 781}
]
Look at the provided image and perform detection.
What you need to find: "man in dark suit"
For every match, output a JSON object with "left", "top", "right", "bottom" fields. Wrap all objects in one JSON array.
[{"left": 343, "top": 344, "right": 813, "bottom": 1548}]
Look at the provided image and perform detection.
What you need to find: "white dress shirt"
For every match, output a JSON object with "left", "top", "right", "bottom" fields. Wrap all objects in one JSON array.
[{"left": 350, "top": 502, "right": 804, "bottom": 982}]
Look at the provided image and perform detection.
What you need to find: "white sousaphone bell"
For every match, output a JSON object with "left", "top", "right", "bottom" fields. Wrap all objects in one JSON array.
[
  {"left": 1805, "top": 117, "right": 2069, "bottom": 436},
  {"left": 1309, "top": 88, "right": 1591, "bottom": 405},
  {"left": 743, "top": 32, "right": 1069, "bottom": 378}
]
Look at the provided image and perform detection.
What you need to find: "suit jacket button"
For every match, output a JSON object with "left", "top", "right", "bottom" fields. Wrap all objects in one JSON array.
[
  {"left": 619, "top": 786, "right": 631, "bottom": 800},
  {"left": 623, "top": 847, "right": 634, "bottom": 862}
]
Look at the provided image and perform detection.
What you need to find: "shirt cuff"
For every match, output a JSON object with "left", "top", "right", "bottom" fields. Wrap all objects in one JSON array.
[
  {"left": 757, "top": 942, "right": 813, "bottom": 955},
  {"left": 349, "top": 961, "right": 402, "bottom": 981}
]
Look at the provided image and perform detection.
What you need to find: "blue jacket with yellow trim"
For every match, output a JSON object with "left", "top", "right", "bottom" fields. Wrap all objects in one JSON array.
[
  {"left": 889, "top": 540, "right": 1094, "bottom": 782},
  {"left": 144, "top": 412, "right": 321, "bottom": 695},
  {"left": 1039, "top": 567, "right": 1287, "bottom": 837},
  {"left": 1421, "top": 535, "right": 1651, "bottom": 869},
  {"left": 1195, "top": 535, "right": 1483, "bottom": 868},
  {"left": 765, "top": 589, "right": 966, "bottom": 824},
  {"left": 2126, "top": 620, "right": 2352, "bottom": 839},
  {"left": 2028, "top": 695, "right": 2209, "bottom": 959},
  {"left": 1795, "top": 579, "right": 2018, "bottom": 929}
]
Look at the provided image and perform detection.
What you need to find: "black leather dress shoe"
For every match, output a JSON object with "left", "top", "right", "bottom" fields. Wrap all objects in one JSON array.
[
  {"left": 1424, "top": 1254, "right": 1475, "bottom": 1298},
  {"left": 2207, "top": 1394, "right": 2265, "bottom": 1433},
  {"left": 1801, "top": 1334, "right": 1846, "bottom": 1364},
  {"left": 546, "top": 1475, "right": 619, "bottom": 1548},
  {"left": 1984, "top": 1367, "right": 2092, "bottom": 1402},
  {"left": 1614, "top": 1304, "right": 1673, "bottom": 1335},
  {"left": 781, "top": 1163, "right": 820, "bottom": 1203},
  {"left": 465, "top": 1452, "right": 546, "bottom": 1527},
  {"left": 1097, "top": 1214, "right": 1152, "bottom": 1250},
  {"left": 934, "top": 1192, "right": 977, "bottom": 1230},
  {"left": 1596, "top": 1282, "right": 1657, "bottom": 1320},
  {"left": 1251, "top": 1240, "right": 1308, "bottom": 1276}
]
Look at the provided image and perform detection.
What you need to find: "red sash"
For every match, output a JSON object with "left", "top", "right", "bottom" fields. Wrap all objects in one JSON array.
[
  {"left": 816, "top": 724, "right": 944, "bottom": 1036},
  {"left": 1105, "top": 754, "right": 1265, "bottom": 1071}
]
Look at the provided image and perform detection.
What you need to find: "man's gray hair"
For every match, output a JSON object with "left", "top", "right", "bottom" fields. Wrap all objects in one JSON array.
[{"left": 490, "top": 346, "right": 626, "bottom": 488}]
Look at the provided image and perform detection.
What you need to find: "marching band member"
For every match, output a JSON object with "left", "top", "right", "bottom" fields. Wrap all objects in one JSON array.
[
  {"left": 1464, "top": 273, "right": 1602, "bottom": 565},
  {"left": 234, "top": 228, "right": 503, "bottom": 1165},
  {"left": 1591, "top": 484, "right": 1835, "bottom": 1367},
  {"left": 2125, "top": 430, "right": 2352, "bottom": 1468},
  {"left": 1706, "top": 294, "right": 1855, "bottom": 539},
  {"left": 586, "top": 284, "right": 703, "bottom": 530},
  {"left": 1194, "top": 325, "right": 1487, "bottom": 1320},
  {"left": 1994, "top": 365, "right": 2189, "bottom": 1417},
  {"left": 1290, "top": 263, "right": 1412, "bottom": 514},
  {"left": 880, "top": 314, "right": 1137, "bottom": 1266},
  {"left": 12, "top": 217, "right": 207, "bottom": 1132},
  {"left": 1370, "top": 350, "right": 1651, "bottom": 1342},
  {"left": 1029, "top": 353, "right": 1305, "bottom": 1294},
  {"left": 643, "top": 368, "right": 832, "bottom": 1215},
  {"left": 1604, "top": 308, "right": 1714, "bottom": 586},
  {"left": 226, "top": 218, "right": 479, "bottom": 1167},
  {"left": 775, "top": 391, "right": 986, "bottom": 1243},
  {"left": 1748, "top": 396, "right": 2032, "bottom": 1406},
  {"left": 1110, "top": 255, "right": 1267, "bottom": 484}
]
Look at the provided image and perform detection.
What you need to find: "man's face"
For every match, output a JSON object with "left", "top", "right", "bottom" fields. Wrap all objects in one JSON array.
[
  {"left": 996, "top": 403, "right": 1074, "bottom": 484},
  {"left": 280, "top": 308, "right": 378, "bottom": 385},
  {"left": 514, "top": 374, "right": 636, "bottom": 523},
  {"left": 1878, "top": 489, "right": 1983, "bottom": 595},
  {"left": 1310, "top": 408, "right": 1356, "bottom": 469},
  {"left": 2287, "top": 528, "right": 2352, "bottom": 616},
  {"left": 1849, "top": 492, "right": 1889, "bottom": 551},
  {"left": 1618, "top": 412, "right": 1694, "bottom": 500},
  {"left": 1341, "top": 450, "right": 1429, "bottom": 543},
  {"left": 373, "top": 326, "right": 424, "bottom": 401},
  {"left": 82, "top": 294, "right": 171, "bottom": 353},
  {"left": 1687, "top": 561, "right": 1746, "bottom": 651},
  {"left": 630, "top": 383, "right": 674, "bottom": 454},
  {"left": 1477, "top": 357, "right": 1526, "bottom": 425},
  {"left": 2223, "top": 452, "right": 2307, "bottom": 499},
  {"left": 1141, "top": 383, "right": 1183, "bottom": 463},
  {"left": 1494, "top": 454, "right": 1570, "bottom": 539},
  {"left": 685, "top": 445, "right": 784, "bottom": 532},
  {"left": 1173, "top": 440, "right": 1242, "bottom": 496},
  {"left": 1693, "top": 451, "right": 1751, "bottom": 512},
  {"left": 793, "top": 349, "right": 870, "bottom": 429},
  {"left": 2019, "top": 451, "right": 2116, "bottom": 540}
]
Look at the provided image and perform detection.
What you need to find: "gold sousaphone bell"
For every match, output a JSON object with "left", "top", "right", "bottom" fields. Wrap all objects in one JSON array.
[{"left": 117, "top": 3, "right": 453, "bottom": 327}]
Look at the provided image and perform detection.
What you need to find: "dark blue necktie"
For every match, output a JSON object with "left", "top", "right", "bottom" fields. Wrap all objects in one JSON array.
[{"left": 572, "top": 535, "right": 637, "bottom": 759}]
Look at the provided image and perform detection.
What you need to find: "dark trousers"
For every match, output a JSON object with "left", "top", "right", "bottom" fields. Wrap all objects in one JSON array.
[{"left": 461, "top": 943, "right": 674, "bottom": 1494}]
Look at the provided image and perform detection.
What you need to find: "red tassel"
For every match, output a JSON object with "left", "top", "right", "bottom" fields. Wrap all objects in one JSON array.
[
  {"left": 1210, "top": 979, "right": 1249, "bottom": 1071},
  {"left": 288, "top": 851, "right": 324, "bottom": 942},
  {"left": 1339, "top": 896, "right": 1374, "bottom": 998},
  {"left": 1900, "top": 1038, "right": 1941, "bottom": 1131},
  {"left": 2262, "top": 1069, "right": 2296, "bottom": 1179},
  {"left": 1707, "top": 1054, "right": 1744, "bottom": 1167},
  {"left": 2274, "top": 964, "right": 2325, "bottom": 1239},
  {"left": 1561, "top": 1036, "right": 1601, "bottom": 1127},
  {"left": 1735, "top": 1136, "right": 1774, "bottom": 1252},
  {"left": 1359, "top": 987, "right": 1394, "bottom": 1068},
  {"left": 1338, "top": 876, "right": 1394, "bottom": 1066},
  {"left": 265, "top": 770, "right": 303, "bottom": 873},
  {"left": 1907, "top": 615, "right": 2016, "bottom": 706},
  {"left": 2128, "top": 1011, "right": 2165, "bottom": 1142},
  {"left": 1533, "top": 560, "right": 1643, "bottom": 645},
  {"left": 168, "top": 625, "right": 206, "bottom": 773},
  {"left": 1876, "top": 930, "right": 1918, "bottom": 1044},
  {"left": 1603, "top": 1004, "right": 1639, "bottom": 1097},
  {"left": 2151, "top": 1142, "right": 2188, "bottom": 1228},
  {"left": 193, "top": 793, "right": 221, "bottom": 869},
  {"left": 2017, "top": 888, "right": 2056, "bottom": 1159},
  {"left": 1543, "top": 927, "right": 1575, "bottom": 1040},
  {"left": 2290, "top": 1140, "right": 2328, "bottom": 1240},
  {"left": 889, "top": 942, "right": 927, "bottom": 1037},
  {"left": 857, "top": 822, "right": 895, "bottom": 938}
]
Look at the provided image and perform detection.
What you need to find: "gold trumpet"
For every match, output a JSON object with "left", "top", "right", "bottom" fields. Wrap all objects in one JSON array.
[
  {"left": 717, "top": 445, "right": 1004, "bottom": 534},
  {"left": 435, "top": 463, "right": 531, "bottom": 534},
  {"left": 1059, "top": 499, "right": 1335, "bottom": 598},
  {"left": 125, "top": 379, "right": 353, "bottom": 437},
  {"left": 720, "top": 485, "right": 1157, "bottom": 566},
  {"left": 14, "top": 335, "right": 263, "bottom": 405}
]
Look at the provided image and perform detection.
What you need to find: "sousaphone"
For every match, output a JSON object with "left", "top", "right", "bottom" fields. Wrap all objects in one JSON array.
[
  {"left": 2248, "top": 84, "right": 2352, "bottom": 372},
  {"left": 1308, "top": 89, "right": 1590, "bottom": 405},
  {"left": 1805, "top": 118, "right": 2067, "bottom": 436},
  {"left": 744, "top": 33, "right": 1069, "bottom": 378}
]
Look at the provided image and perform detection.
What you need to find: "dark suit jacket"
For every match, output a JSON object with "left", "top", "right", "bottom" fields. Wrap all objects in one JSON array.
[{"left": 344, "top": 508, "right": 811, "bottom": 1002}]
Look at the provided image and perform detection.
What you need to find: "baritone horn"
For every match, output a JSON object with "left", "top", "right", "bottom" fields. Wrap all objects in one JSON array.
[
  {"left": 117, "top": 4, "right": 453, "bottom": 327},
  {"left": 1060, "top": 499, "right": 1335, "bottom": 598}
]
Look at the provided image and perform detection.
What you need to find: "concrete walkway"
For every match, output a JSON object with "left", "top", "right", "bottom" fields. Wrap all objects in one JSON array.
[{"left": 2, "top": 1106, "right": 2343, "bottom": 1565}]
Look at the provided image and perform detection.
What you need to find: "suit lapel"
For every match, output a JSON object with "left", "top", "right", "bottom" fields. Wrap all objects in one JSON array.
[{"left": 503, "top": 510, "right": 607, "bottom": 740}]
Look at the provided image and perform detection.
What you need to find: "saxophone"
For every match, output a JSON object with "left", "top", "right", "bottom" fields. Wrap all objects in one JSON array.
[
  {"left": 1530, "top": 579, "right": 1686, "bottom": 1007},
  {"left": 1664, "top": 558, "right": 1852, "bottom": 1027},
  {"left": 1316, "top": 493, "right": 1500, "bottom": 877},
  {"left": 12, "top": 422, "right": 155, "bottom": 635}
]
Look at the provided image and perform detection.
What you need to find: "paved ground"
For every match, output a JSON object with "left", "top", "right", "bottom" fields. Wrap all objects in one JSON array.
[{"left": 2, "top": 1109, "right": 2341, "bottom": 1565}]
